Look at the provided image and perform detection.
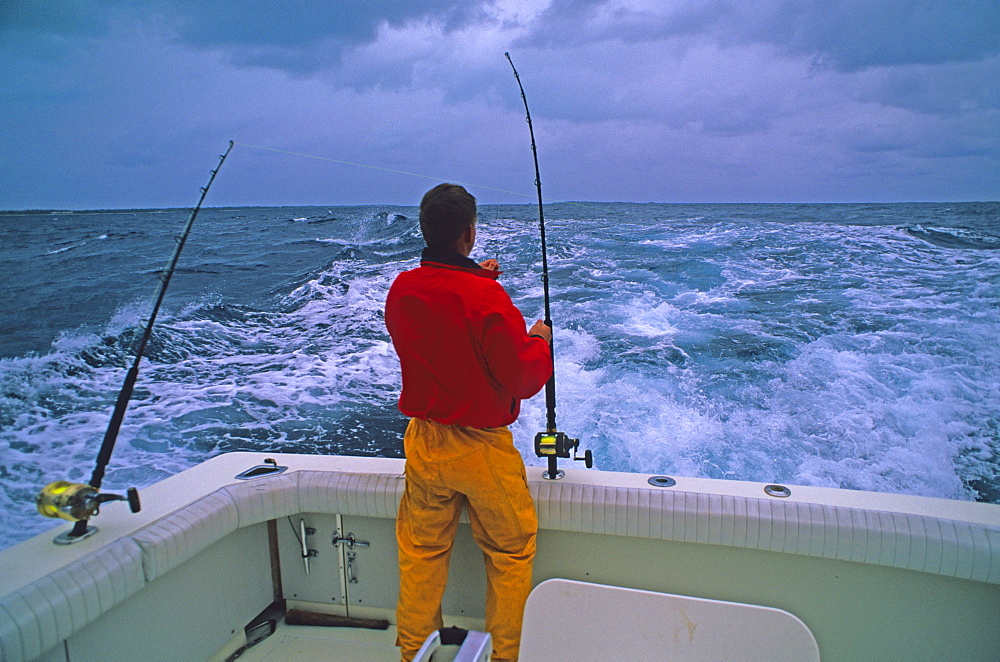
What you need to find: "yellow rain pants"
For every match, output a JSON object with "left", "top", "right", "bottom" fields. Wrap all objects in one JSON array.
[{"left": 396, "top": 417, "right": 537, "bottom": 662}]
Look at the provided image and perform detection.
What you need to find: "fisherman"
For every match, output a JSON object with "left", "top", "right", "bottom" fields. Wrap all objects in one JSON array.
[{"left": 385, "top": 183, "right": 552, "bottom": 661}]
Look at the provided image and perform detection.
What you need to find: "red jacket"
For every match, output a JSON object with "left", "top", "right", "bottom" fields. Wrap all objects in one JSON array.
[{"left": 385, "top": 248, "right": 552, "bottom": 428}]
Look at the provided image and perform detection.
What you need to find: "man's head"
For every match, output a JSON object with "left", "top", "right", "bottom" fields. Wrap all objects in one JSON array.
[{"left": 419, "top": 183, "right": 477, "bottom": 251}]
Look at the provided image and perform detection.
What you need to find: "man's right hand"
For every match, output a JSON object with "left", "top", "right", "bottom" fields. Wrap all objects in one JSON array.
[{"left": 528, "top": 319, "right": 552, "bottom": 343}]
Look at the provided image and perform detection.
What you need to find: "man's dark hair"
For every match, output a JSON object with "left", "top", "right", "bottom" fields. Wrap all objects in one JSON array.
[{"left": 419, "top": 183, "right": 476, "bottom": 248}]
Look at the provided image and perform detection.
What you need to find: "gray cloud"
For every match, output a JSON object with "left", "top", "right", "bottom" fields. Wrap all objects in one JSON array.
[
  {"left": 1, "top": 0, "right": 497, "bottom": 72},
  {"left": 519, "top": 1, "right": 1000, "bottom": 71},
  {"left": 773, "top": 1, "right": 1000, "bottom": 71},
  {"left": 0, "top": 0, "right": 102, "bottom": 36},
  {"left": 874, "top": 57, "right": 1000, "bottom": 115},
  {"left": 8, "top": 1, "right": 994, "bottom": 76},
  {"left": 1, "top": 1, "right": 996, "bottom": 207}
]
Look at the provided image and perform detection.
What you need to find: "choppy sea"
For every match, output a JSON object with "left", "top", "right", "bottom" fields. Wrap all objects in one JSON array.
[{"left": 1, "top": 201, "right": 998, "bottom": 550}]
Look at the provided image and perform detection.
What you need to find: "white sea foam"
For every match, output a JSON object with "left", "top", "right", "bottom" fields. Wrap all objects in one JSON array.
[{"left": 2, "top": 203, "right": 997, "bottom": 550}]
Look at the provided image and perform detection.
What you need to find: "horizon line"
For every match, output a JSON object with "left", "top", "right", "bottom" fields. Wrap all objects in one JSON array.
[{"left": 3, "top": 199, "right": 998, "bottom": 214}]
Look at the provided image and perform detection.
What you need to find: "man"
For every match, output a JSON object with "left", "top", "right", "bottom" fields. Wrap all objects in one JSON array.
[{"left": 385, "top": 183, "right": 552, "bottom": 661}]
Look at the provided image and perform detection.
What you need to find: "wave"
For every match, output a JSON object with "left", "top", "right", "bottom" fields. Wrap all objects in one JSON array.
[
  {"left": 42, "top": 233, "right": 110, "bottom": 257},
  {"left": 904, "top": 225, "right": 1000, "bottom": 250},
  {"left": 2, "top": 204, "right": 998, "bottom": 551},
  {"left": 44, "top": 244, "right": 85, "bottom": 256}
]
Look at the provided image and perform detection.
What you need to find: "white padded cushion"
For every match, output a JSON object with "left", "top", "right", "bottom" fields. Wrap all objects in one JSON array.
[
  {"left": 133, "top": 488, "right": 240, "bottom": 582},
  {"left": 530, "top": 482, "right": 1000, "bottom": 584},
  {"left": 0, "top": 537, "right": 144, "bottom": 661},
  {"left": 297, "top": 470, "right": 403, "bottom": 519}
]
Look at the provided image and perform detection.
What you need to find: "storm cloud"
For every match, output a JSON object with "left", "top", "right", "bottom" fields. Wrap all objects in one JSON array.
[{"left": 1, "top": 0, "right": 997, "bottom": 207}]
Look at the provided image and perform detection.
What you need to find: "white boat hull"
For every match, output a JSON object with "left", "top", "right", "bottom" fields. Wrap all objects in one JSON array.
[{"left": 2, "top": 452, "right": 998, "bottom": 661}]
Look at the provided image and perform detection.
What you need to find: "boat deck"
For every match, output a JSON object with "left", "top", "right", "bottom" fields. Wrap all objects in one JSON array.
[
  {"left": 233, "top": 620, "right": 465, "bottom": 662},
  {"left": 235, "top": 620, "right": 401, "bottom": 661}
]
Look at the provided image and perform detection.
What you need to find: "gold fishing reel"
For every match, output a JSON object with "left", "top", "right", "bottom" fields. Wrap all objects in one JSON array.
[
  {"left": 36, "top": 481, "right": 141, "bottom": 522},
  {"left": 534, "top": 431, "right": 593, "bottom": 480}
]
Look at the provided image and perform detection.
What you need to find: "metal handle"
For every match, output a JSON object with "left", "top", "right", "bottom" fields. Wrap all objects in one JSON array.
[
  {"left": 300, "top": 518, "right": 317, "bottom": 575},
  {"left": 332, "top": 531, "right": 369, "bottom": 549},
  {"left": 347, "top": 551, "right": 358, "bottom": 583}
]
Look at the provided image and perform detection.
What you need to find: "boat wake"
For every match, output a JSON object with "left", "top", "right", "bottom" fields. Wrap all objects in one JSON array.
[{"left": 2, "top": 203, "right": 998, "bottom": 550}]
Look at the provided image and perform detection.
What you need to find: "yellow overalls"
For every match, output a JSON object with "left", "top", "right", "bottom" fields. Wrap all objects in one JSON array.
[{"left": 396, "top": 417, "right": 538, "bottom": 662}]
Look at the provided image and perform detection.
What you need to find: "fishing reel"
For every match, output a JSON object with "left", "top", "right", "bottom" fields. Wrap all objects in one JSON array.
[
  {"left": 36, "top": 481, "right": 140, "bottom": 525},
  {"left": 534, "top": 431, "right": 593, "bottom": 480}
]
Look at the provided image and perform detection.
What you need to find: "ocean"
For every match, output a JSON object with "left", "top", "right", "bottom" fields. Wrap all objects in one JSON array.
[{"left": 1, "top": 201, "right": 998, "bottom": 550}]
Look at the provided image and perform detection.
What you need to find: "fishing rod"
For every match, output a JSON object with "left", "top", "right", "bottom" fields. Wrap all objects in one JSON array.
[
  {"left": 505, "top": 52, "right": 592, "bottom": 479},
  {"left": 36, "top": 141, "right": 235, "bottom": 544}
]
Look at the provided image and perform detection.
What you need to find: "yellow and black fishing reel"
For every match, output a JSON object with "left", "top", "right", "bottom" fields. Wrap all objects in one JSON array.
[
  {"left": 535, "top": 431, "right": 593, "bottom": 480},
  {"left": 36, "top": 481, "right": 140, "bottom": 522}
]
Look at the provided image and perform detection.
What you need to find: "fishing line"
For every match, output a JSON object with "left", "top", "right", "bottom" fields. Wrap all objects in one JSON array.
[
  {"left": 232, "top": 141, "right": 536, "bottom": 202},
  {"left": 230, "top": 145, "right": 609, "bottom": 224},
  {"left": 233, "top": 144, "right": 604, "bottom": 215}
]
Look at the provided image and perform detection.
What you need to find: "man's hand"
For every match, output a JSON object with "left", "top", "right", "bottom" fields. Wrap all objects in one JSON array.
[
  {"left": 479, "top": 258, "right": 499, "bottom": 271},
  {"left": 528, "top": 319, "right": 552, "bottom": 343}
]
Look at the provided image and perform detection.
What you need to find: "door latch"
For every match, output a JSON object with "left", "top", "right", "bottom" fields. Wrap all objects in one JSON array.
[
  {"left": 333, "top": 530, "right": 368, "bottom": 585},
  {"left": 331, "top": 531, "right": 369, "bottom": 549}
]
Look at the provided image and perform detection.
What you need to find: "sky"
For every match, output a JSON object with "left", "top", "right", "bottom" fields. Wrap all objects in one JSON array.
[{"left": 1, "top": 1, "right": 997, "bottom": 208}]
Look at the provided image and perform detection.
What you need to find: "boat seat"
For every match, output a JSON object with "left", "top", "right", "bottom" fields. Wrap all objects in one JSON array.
[
  {"left": 519, "top": 578, "right": 820, "bottom": 662},
  {"left": 412, "top": 627, "right": 492, "bottom": 662}
]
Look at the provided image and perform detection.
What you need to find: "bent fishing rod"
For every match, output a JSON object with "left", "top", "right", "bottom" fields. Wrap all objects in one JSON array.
[
  {"left": 505, "top": 52, "right": 592, "bottom": 479},
  {"left": 36, "top": 141, "right": 234, "bottom": 544}
]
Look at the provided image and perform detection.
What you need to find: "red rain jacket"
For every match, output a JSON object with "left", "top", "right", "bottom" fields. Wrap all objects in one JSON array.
[{"left": 385, "top": 248, "right": 552, "bottom": 428}]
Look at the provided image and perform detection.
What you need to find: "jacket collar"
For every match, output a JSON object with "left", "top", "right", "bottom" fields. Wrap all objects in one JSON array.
[{"left": 420, "top": 247, "right": 500, "bottom": 279}]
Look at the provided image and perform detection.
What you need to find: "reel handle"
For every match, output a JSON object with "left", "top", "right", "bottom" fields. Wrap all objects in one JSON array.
[
  {"left": 128, "top": 486, "right": 141, "bottom": 512},
  {"left": 97, "top": 487, "right": 141, "bottom": 513}
]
